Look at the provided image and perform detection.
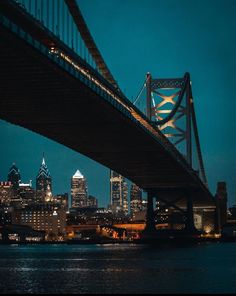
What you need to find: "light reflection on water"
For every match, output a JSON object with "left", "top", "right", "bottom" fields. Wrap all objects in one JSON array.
[{"left": 0, "top": 242, "right": 236, "bottom": 293}]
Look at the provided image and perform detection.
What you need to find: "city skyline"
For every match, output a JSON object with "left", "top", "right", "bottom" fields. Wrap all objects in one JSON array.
[
  {"left": 0, "top": 155, "right": 103, "bottom": 205},
  {"left": 0, "top": 156, "right": 139, "bottom": 209},
  {"left": 0, "top": 1, "right": 236, "bottom": 294},
  {"left": 1, "top": 0, "right": 236, "bottom": 207}
]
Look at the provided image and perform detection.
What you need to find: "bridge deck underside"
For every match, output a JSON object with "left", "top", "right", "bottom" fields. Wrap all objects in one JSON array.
[{"left": 0, "top": 24, "right": 214, "bottom": 205}]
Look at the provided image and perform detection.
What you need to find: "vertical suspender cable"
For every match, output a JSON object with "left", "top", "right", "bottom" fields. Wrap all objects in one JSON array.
[
  {"left": 52, "top": 0, "right": 55, "bottom": 34},
  {"left": 62, "top": 2, "right": 64, "bottom": 43},
  {"left": 29, "top": 0, "right": 31, "bottom": 15},
  {"left": 72, "top": 24, "right": 74, "bottom": 50},
  {"left": 35, "top": 0, "right": 37, "bottom": 18},
  {"left": 75, "top": 28, "right": 78, "bottom": 54},
  {"left": 70, "top": 12, "right": 72, "bottom": 48},
  {"left": 79, "top": 33, "right": 82, "bottom": 57},
  {"left": 57, "top": 0, "right": 60, "bottom": 37},
  {"left": 67, "top": 8, "right": 69, "bottom": 45},
  {"left": 68, "top": 9, "right": 70, "bottom": 47},
  {"left": 41, "top": 0, "right": 44, "bottom": 24},
  {"left": 47, "top": 0, "right": 49, "bottom": 29},
  {"left": 56, "top": 0, "right": 58, "bottom": 36}
]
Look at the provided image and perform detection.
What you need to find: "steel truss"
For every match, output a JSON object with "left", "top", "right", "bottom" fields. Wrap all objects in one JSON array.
[{"left": 146, "top": 72, "right": 207, "bottom": 186}]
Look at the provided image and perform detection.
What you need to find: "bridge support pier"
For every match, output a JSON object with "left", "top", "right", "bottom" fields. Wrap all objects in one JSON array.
[
  {"left": 145, "top": 191, "right": 156, "bottom": 231},
  {"left": 143, "top": 190, "right": 156, "bottom": 235}
]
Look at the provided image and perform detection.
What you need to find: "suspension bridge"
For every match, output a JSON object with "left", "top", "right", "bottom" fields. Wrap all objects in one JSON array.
[{"left": 0, "top": 0, "right": 218, "bottom": 237}]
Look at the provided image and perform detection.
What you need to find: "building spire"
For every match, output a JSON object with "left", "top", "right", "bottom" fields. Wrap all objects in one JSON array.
[{"left": 42, "top": 152, "right": 45, "bottom": 166}]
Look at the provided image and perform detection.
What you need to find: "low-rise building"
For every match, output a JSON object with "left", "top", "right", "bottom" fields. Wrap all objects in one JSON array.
[{"left": 12, "top": 205, "right": 66, "bottom": 240}]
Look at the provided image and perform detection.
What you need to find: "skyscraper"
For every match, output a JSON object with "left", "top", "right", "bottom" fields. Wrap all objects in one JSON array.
[
  {"left": 0, "top": 181, "right": 13, "bottom": 206},
  {"left": 71, "top": 170, "right": 88, "bottom": 208},
  {"left": 110, "top": 170, "right": 129, "bottom": 215},
  {"left": 36, "top": 156, "right": 52, "bottom": 203},
  {"left": 123, "top": 180, "right": 129, "bottom": 215},
  {"left": 18, "top": 181, "right": 35, "bottom": 207},
  {"left": 7, "top": 163, "right": 21, "bottom": 191},
  {"left": 130, "top": 183, "right": 142, "bottom": 216}
]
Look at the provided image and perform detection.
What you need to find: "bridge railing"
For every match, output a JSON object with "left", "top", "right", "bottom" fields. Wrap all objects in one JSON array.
[{"left": 13, "top": 0, "right": 98, "bottom": 71}]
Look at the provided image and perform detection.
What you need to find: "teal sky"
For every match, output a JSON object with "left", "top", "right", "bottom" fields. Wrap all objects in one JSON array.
[{"left": 1, "top": 0, "right": 236, "bottom": 207}]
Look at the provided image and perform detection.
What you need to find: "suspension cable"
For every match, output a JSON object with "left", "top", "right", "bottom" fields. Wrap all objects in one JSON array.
[{"left": 133, "top": 77, "right": 147, "bottom": 105}]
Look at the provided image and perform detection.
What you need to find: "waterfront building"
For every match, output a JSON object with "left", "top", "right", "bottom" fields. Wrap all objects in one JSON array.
[
  {"left": 71, "top": 169, "right": 88, "bottom": 208},
  {"left": 67, "top": 207, "right": 113, "bottom": 226},
  {"left": 0, "top": 225, "right": 45, "bottom": 242},
  {"left": 0, "top": 206, "right": 12, "bottom": 225},
  {"left": 12, "top": 205, "right": 66, "bottom": 240},
  {"left": 7, "top": 163, "right": 21, "bottom": 191},
  {"left": 36, "top": 156, "right": 52, "bottom": 203},
  {"left": 130, "top": 183, "right": 142, "bottom": 217},
  {"left": 110, "top": 170, "right": 129, "bottom": 215}
]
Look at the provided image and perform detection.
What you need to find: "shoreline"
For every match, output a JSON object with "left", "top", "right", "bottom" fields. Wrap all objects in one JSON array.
[{"left": 0, "top": 236, "right": 235, "bottom": 245}]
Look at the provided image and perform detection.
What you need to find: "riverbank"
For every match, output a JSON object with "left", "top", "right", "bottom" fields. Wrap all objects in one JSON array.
[{"left": 0, "top": 236, "right": 235, "bottom": 245}]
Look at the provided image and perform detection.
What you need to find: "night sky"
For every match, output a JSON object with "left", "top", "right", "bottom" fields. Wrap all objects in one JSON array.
[{"left": 1, "top": 0, "right": 236, "bottom": 207}]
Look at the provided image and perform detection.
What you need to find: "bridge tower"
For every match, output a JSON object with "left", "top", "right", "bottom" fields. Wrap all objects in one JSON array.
[{"left": 143, "top": 72, "right": 208, "bottom": 237}]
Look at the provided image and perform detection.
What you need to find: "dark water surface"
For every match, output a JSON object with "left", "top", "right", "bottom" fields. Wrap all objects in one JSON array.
[{"left": 0, "top": 242, "right": 235, "bottom": 294}]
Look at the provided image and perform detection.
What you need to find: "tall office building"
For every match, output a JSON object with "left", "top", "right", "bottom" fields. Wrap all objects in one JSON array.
[
  {"left": 36, "top": 156, "right": 52, "bottom": 203},
  {"left": 110, "top": 170, "right": 128, "bottom": 215},
  {"left": 7, "top": 163, "right": 21, "bottom": 191},
  {"left": 0, "top": 181, "right": 14, "bottom": 206},
  {"left": 130, "top": 183, "right": 142, "bottom": 216},
  {"left": 18, "top": 181, "right": 35, "bottom": 208},
  {"left": 123, "top": 180, "right": 129, "bottom": 215},
  {"left": 71, "top": 170, "right": 88, "bottom": 208}
]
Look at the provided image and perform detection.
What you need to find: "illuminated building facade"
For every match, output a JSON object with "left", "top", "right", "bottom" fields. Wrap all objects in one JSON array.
[
  {"left": 18, "top": 181, "right": 35, "bottom": 208},
  {"left": 36, "top": 156, "right": 52, "bottom": 203},
  {"left": 0, "top": 181, "right": 13, "bottom": 206},
  {"left": 12, "top": 205, "right": 66, "bottom": 239},
  {"left": 130, "top": 183, "right": 142, "bottom": 217},
  {"left": 110, "top": 170, "right": 128, "bottom": 215},
  {"left": 71, "top": 170, "right": 88, "bottom": 208},
  {"left": 123, "top": 181, "right": 129, "bottom": 215}
]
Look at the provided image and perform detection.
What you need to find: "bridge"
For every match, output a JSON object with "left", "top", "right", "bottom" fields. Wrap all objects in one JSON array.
[{"left": 0, "top": 0, "right": 217, "bottom": 237}]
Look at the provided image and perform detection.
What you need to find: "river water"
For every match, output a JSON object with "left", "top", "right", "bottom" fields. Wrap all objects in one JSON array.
[{"left": 0, "top": 242, "right": 235, "bottom": 294}]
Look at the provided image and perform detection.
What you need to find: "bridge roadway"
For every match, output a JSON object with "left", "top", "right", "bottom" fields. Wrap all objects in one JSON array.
[{"left": 0, "top": 1, "right": 214, "bottom": 206}]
